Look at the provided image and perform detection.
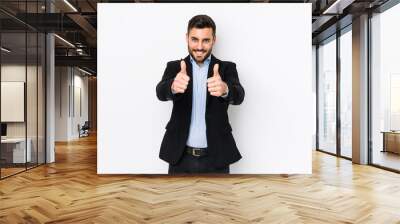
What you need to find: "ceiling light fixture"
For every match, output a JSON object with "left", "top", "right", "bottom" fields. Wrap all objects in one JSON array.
[
  {"left": 78, "top": 67, "right": 93, "bottom": 76},
  {"left": 322, "top": 0, "right": 354, "bottom": 14},
  {"left": 54, "top": 34, "right": 75, "bottom": 48},
  {"left": 1, "top": 47, "right": 11, "bottom": 53},
  {"left": 63, "top": 0, "right": 78, "bottom": 12}
]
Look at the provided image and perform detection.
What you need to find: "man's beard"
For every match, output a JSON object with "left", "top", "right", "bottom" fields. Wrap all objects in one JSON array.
[{"left": 188, "top": 46, "right": 212, "bottom": 64}]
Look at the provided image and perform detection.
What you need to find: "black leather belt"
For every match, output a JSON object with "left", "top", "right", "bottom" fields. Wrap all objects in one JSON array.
[{"left": 186, "top": 146, "right": 208, "bottom": 157}]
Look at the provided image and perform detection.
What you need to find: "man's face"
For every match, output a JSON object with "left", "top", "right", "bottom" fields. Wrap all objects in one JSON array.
[{"left": 186, "top": 27, "right": 216, "bottom": 64}]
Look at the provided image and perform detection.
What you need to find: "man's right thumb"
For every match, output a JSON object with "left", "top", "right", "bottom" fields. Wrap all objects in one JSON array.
[{"left": 180, "top": 60, "right": 186, "bottom": 73}]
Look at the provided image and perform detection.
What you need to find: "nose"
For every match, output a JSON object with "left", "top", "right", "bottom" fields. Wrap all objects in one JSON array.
[
  {"left": 194, "top": 41, "right": 204, "bottom": 51},
  {"left": 194, "top": 43, "right": 204, "bottom": 51}
]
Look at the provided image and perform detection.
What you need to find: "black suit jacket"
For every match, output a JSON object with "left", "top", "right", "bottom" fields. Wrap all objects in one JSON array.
[{"left": 156, "top": 54, "right": 245, "bottom": 168}]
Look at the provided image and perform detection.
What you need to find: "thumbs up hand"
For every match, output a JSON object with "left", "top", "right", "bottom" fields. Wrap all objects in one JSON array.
[
  {"left": 171, "top": 60, "right": 190, "bottom": 94},
  {"left": 207, "top": 64, "right": 228, "bottom": 97}
]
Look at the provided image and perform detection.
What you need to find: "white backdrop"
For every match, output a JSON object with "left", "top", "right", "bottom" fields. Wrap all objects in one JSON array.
[{"left": 98, "top": 3, "right": 313, "bottom": 174}]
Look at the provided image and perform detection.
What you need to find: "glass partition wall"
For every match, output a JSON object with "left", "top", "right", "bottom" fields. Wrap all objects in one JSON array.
[
  {"left": 316, "top": 26, "right": 353, "bottom": 159},
  {"left": 0, "top": 1, "right": 46, "bottom": 179}
]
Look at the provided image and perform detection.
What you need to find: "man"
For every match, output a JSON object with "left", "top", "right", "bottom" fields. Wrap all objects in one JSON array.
[{"left": 156, "top": 15, "right": 245, "bottom": 174}]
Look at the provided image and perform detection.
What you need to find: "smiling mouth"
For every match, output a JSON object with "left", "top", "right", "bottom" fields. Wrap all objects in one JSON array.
[{"left": 195, "top": 51, "right": 205, "bottom": 56}]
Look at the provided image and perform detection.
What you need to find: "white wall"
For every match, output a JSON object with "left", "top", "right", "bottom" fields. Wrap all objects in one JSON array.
[
  {"left": 55, "top": 67, "right": 89, "bottom": 141},
  {"left": 1, "top": 65, "right": 41, "bottom": 138},
  {"left": 98, "top": 3, "right": 313, "bottom": 174},
  {"left": 1, "top": 65, "right": 26, "bottom": 127},
  {"left": 72, "top": 72, "right": 89, "bottom": 138},
  {"left": 55, "top": 66, "right": 69, "bottom": 141}
]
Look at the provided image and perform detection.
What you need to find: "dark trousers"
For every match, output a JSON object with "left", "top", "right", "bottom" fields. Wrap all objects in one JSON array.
[{"left": 168, "top": 151, "right": 230, "bottom": 174}]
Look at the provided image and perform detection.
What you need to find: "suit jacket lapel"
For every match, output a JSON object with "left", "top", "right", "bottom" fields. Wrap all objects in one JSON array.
[
  {"left": 206, "top": 54, "right": 218, "bottom": 108},
  {"left": 184, "top": 55, "right": 192, "bottom": 90},
  {"left": 183, "top": 55, "right": 193, "bottom": 112}
]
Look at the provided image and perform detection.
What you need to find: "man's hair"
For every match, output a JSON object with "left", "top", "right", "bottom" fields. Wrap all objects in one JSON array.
[{"left": 187, "top": 15, "right": 216, "bottom": 37}]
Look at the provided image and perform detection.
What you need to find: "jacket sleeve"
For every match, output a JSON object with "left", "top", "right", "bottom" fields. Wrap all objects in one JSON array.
[
  {"left": 156, "top": 61, "right": 184, "bottom": 102},
  {"left": 222, "top": 62, "right": 245, "bottom": 105}
]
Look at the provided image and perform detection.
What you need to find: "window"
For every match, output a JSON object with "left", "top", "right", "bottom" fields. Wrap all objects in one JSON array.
[
  {"left": 370, "top": 3, "right": 400, "bottom": 171},
  {"left": 340, "top": 28, "right": 352, "bottom": 158},
  {"left": 318, "top": 36, "right": 337, "bottom": 154}
]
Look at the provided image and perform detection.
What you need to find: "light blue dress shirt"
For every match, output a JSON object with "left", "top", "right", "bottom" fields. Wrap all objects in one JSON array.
[{"left": 186, "top": 55, "right": 211, "bottom": 148}]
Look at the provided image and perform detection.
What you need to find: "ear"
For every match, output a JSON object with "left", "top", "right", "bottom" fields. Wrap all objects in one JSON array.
[
  {"left": 186, "top": 33, "right": 188, "bottom": 43},
  {"left": 213, "top": 35, "right": 217, "bottom": 44}
]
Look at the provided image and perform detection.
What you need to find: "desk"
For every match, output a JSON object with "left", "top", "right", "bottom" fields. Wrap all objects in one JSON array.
[
  {"left": 1, "top": 138, "right": 32, "bottom": 163},
  {"left": 381, "top": 131, "right": 400, "bottom": 154}
]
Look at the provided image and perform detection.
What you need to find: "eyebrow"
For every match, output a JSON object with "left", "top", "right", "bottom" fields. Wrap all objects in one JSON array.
[{"left": 191, "top": 37, "right": 211, "bottom": 41}]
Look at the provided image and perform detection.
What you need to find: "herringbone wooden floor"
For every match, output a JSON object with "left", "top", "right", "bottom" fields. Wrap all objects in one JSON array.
[{"left": 1, "top": 134, "right": 400, "bottom": 224}]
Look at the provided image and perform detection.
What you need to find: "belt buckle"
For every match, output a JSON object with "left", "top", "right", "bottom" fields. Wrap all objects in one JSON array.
[{"left": 192, "top": 148, "right": 201, "bottom": 157}]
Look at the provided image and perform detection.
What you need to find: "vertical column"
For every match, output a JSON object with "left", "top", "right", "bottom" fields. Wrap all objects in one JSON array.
[
  {"left": 352, "top": 14, "right": 369, "bottom": 164},
  {"left": 46, "top": 0, "right": 55, "bottom": 163}
]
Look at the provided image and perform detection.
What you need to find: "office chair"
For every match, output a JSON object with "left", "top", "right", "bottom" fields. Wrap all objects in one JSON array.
[{"left": 79, "top": 121, "right": 90, "bottom": 138}]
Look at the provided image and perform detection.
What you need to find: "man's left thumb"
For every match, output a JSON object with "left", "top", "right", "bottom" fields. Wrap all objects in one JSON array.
[{"left": 213, "top": 64, "right": 220, "bottom": 77}]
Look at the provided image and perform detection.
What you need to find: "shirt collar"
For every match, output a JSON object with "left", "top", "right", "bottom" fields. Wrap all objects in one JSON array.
[{"left": 190, "top": 54, "right": 211, "bottom": 66}]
